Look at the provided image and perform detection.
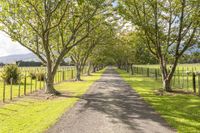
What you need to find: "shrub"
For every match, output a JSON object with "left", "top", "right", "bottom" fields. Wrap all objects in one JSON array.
[
  {"left": 29, "top": 72, "right": 46, "bottom": 81},
  {"left": 29, "top": 72, "right": 37, "bottom": 79},
  {"left": 1, "top": 64, "right": 21, "bottom": 84},
  {"left": 36, "top": 72, "right": 46, "bottom": 81}
]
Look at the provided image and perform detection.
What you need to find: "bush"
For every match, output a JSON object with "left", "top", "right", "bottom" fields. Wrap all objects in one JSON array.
[
  {"left": 1, "top": 64, "right": 21, "bottom": 84},
  {"left": 36, "top": 72, "right": 46, "bottom": 81},
  {"left": 29, "top": 72, "right": 37, "bottom": 79},
  {"left": 29, "top": 72, "right": 46, "bottom": 81}
]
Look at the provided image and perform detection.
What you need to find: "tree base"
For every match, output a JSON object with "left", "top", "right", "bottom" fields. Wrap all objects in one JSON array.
[
  {"left": 165, "top": 89, "right": 173, "bottom": 92},
  {"left": 87, "top": 73, "right": 91, "bottom": 76},
  {"left": 74, "top": 78, "right": 83, "bottom": 81},
  {"left": 45, "top": 86, "right": 61, "bottom": 95}
]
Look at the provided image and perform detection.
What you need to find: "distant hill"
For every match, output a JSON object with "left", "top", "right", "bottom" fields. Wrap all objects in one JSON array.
[{"left": 0, "top": 53, "right": 40, "bottom": 64}]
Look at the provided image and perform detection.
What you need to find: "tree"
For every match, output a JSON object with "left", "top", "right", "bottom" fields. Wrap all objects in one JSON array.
[
  {"left": 88, "top": 33, "right": 116, "bottom": 72},
  {"left": 118, "top": 0, "right": 200, "bottom": 91},
  {"left": 0, "top": 0, "right": 110, "bottom": 94},
  {"left": 70, "top": 21, "right": 112, "bottom": 80}
]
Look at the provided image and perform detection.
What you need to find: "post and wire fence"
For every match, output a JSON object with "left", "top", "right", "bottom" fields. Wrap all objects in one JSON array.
[
  {"left": 0, "top": 66, "right": 91, "bottom": 103},
  {"left": 125, "top": 66, "right": 200, "bottom": 96}
]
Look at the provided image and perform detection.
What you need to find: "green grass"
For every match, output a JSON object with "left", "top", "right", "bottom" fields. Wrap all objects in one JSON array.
[
  {"left": 0, "top": 69, "right": 105, "bottom": 133},
  {"left": 135, "top": 64, "right": 200, "bottom": 71},
  {"left": 0, "top": 68, "right": 78, "bottom": 101},
  {"left": 117, "top": 69, "right": 200, "bottom": 133},
  {"left": 133, "top": 64, "right": 200, "bottom": 92}
]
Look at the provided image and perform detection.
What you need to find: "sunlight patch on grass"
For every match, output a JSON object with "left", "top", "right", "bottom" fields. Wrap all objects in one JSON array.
[
  {"left": 0, "top": 69, "right": 105, "bottom": 133},
  {"left": 117, "top": 69, "right": 200, "bottom": 133}
]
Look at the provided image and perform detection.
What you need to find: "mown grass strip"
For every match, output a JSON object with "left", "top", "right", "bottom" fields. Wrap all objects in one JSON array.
[
  {"left": 0, "top": 69, "right": 105, "bottom": 133},
  {"left": 117, "top": 69, "right": 200, "bottom": 133}
]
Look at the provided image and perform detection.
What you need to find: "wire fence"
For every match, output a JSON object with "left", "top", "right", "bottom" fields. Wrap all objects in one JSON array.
[
  {"left": 0, "top": 66, "right": 90, "bottom": 103},
  {"left": 129, "top": 66, "right": 200, "bottom": 96}
]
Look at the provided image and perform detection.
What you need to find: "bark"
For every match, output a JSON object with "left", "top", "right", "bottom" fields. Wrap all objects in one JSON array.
[
  {"left": 75, "top": 64, "right": 82, "bottom": 81},
  {"left": 160, "top": 61, "right": 172, "bottom": 92},
  {"left": 163, "top": 79, "right": 172, "bottom": 92},
  {"left": 117, "top": 63, "right": 121, "bottom": 69},
  {"left": 87, "top": 63, "right": 92, "bottom": 76},
  {"left": 92, "top": 65, "right": 97, "bottom": 72},
  {"left": 160, "top": 56, "right": 179, "bottom": 92},
  {"left": 130, "top": 64, "right": 134, "bottom": 75},
  {"left": 45, "top": 71, "right": 60, "bottom": 95},
  {"left": 126, "top": 63, "right": 129, "bottom": 72}
]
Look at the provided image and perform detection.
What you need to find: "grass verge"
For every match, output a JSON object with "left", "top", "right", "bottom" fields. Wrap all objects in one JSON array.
[
  {"left": 0, "top": 69, "right": 105, "bottom": 133},
  {"left": 117, "top": 69, "right": 200, "bottom": 133}
]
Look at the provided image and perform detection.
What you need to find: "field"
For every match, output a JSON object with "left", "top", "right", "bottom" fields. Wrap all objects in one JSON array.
[
  {"left": 132, "top": 64, "right": 200, "bottom": 93},
  {"left": 0, "top": 68, "right": 105, "bottom": 133},
  {"left": 0, "top": 66, "right": 88, "bottom": 102},
  {"left": 117, "top": 69, "right": 200, "bottom": 133},
  {"left": 135, "top": 63, "right": 200, "bottom": 71}
]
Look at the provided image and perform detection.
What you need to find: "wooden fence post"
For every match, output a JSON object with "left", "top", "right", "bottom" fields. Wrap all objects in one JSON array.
[
  {"left": 18, "top": 82, "right": 21, "bottom": 97},
  {"left": 71, "top": 70, "right": 73, "bottom": 79},
  {"left": 186, "top": 73, "right": 189, "bottom": 92},
  {"left": 35, "top": 77, "right": 37, "bottom": 91},
  {"left": 43, "top": 77, "right": 46, "bottom": 89},
  {"left": 30, "top": 77, "right": 33, "bottom": 93},
  {"left": 178, "top": 68, "right": 180, "bottom": 87},
  {"left": 155, "top": 69, "right": 158, "bottom": 80},
  {"left": 193, "top": 72, "right": 196, "bottom": 94},
  {"left": 39, "top": 75, "right": 42, "bottom": 89},
  {"left": 2, "top": 81, "right": 6, "bottom": 103},
  {"left": 24, "top": 75, "right": 27, "bottom": 96},
  {"left": 10, "top": 78, "right": 13, "bottom": 100},
  {"left": 182, "top": 68, "right": 184, "bottom": 89},
  {"left": 63, "top": 71, "right": 65, "bottom": 81},
  {"left": 141, "top": 67, "right": 143, "bottom": 75},
  {"left": 147, "top": 68, "right": 149, "bottom": 77},
  {"left": 198, "top": 74, "right": 200, "bottom": 96}
]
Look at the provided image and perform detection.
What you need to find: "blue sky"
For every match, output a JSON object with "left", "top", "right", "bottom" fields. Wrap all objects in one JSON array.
[{"left": 0, "top": 31, "right": 30, "bottom": 57}]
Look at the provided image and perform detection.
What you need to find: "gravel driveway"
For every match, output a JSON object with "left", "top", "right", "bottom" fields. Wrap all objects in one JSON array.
[{"left": 47, "top": 67, "right": 175, "bottom": 133}]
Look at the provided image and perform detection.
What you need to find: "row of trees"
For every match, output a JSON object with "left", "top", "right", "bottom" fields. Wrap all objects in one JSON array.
[
  {"left": 0, "top": 0, "right": 114, "bottom": 94},
  {"left": 0, "top": 0, "right": 199, "bottom": 93},
  {"left": 110, "top": 32, "right": 158, "bottom": 71},
  {"left": 117, "top": 0, "right": 200, "bottom": 92}
]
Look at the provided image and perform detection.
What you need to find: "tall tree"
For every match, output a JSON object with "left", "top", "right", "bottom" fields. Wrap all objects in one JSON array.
[
  {"left": 70, "top": 22, "right": 112, "bottom": 81},
  {"left": 0, "top": 0, "right": 110, "bottom": 94},
  {"left": 118, "top": 0, "right": 200, "bottom": 91}
]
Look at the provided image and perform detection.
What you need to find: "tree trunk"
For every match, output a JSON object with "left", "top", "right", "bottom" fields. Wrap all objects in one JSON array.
[
  {"left": 163, "top": 79, "right": 172, "bottom": 92},
  {"left": 126, "top": 63, "right": 130, "bottom": 73},
  {"left": 75, "top": 65, "right": 82, "bottom": 81},
  {"left": 117, "top": 63, "right": 121, "bottom": 69},
  {"left": 160, "top": 63, "right": 173, "bottom": 92},
  {"left": 160, "top": 56, "right": 179, "bottom": 92},
  {"left": 92, "top": 65, "right": 96, "bottom": 72},
  {"left": 45, "top": 71, "right": 60, "bottom": 95},
  {"left": 130, "top": 64, "right": 134, "bottom": 75},
  {"left": 87, "top": 63, "right": 92, "bottom": 76}
]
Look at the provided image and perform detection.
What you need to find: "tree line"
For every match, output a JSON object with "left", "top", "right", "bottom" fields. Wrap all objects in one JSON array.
[
  {"left": 0, "top": 0, "right": 199, "bottom": 94},
  {"left": 0, "top": 0, "right": 114, "bottom": 94}
]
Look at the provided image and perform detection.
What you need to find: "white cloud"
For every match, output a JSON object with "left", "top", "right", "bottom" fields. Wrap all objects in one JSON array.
[{"left": 0, "top": 31, "right": 31, "bottom": 57}]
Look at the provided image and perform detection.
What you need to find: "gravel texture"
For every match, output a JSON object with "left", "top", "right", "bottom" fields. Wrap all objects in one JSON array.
[{"left": 46, "top": 67, "right": 176, "bottom": 133}]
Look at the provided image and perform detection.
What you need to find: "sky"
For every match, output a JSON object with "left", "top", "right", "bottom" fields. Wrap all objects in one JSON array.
[{"left": 0, "top": 31, "right": 31, "bottom": 57}]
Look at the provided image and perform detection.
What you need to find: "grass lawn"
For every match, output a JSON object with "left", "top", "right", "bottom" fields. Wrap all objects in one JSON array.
[
  {"left": 135, "top": 64, "right": 200, "bottom": 71},
  {"left": 0, "top": 69, "right": 77, "bottom": 101},
  {"left": 117, "top": 69, "right": 200, "bottom": 133},
  {"left": 0, "top": 69, "right": 105, "bottom": 133}
]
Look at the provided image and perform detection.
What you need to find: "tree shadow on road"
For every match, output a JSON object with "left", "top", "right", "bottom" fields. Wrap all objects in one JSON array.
[{"left": 67, "top": 69, "right": 176, "bottom": 132}]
